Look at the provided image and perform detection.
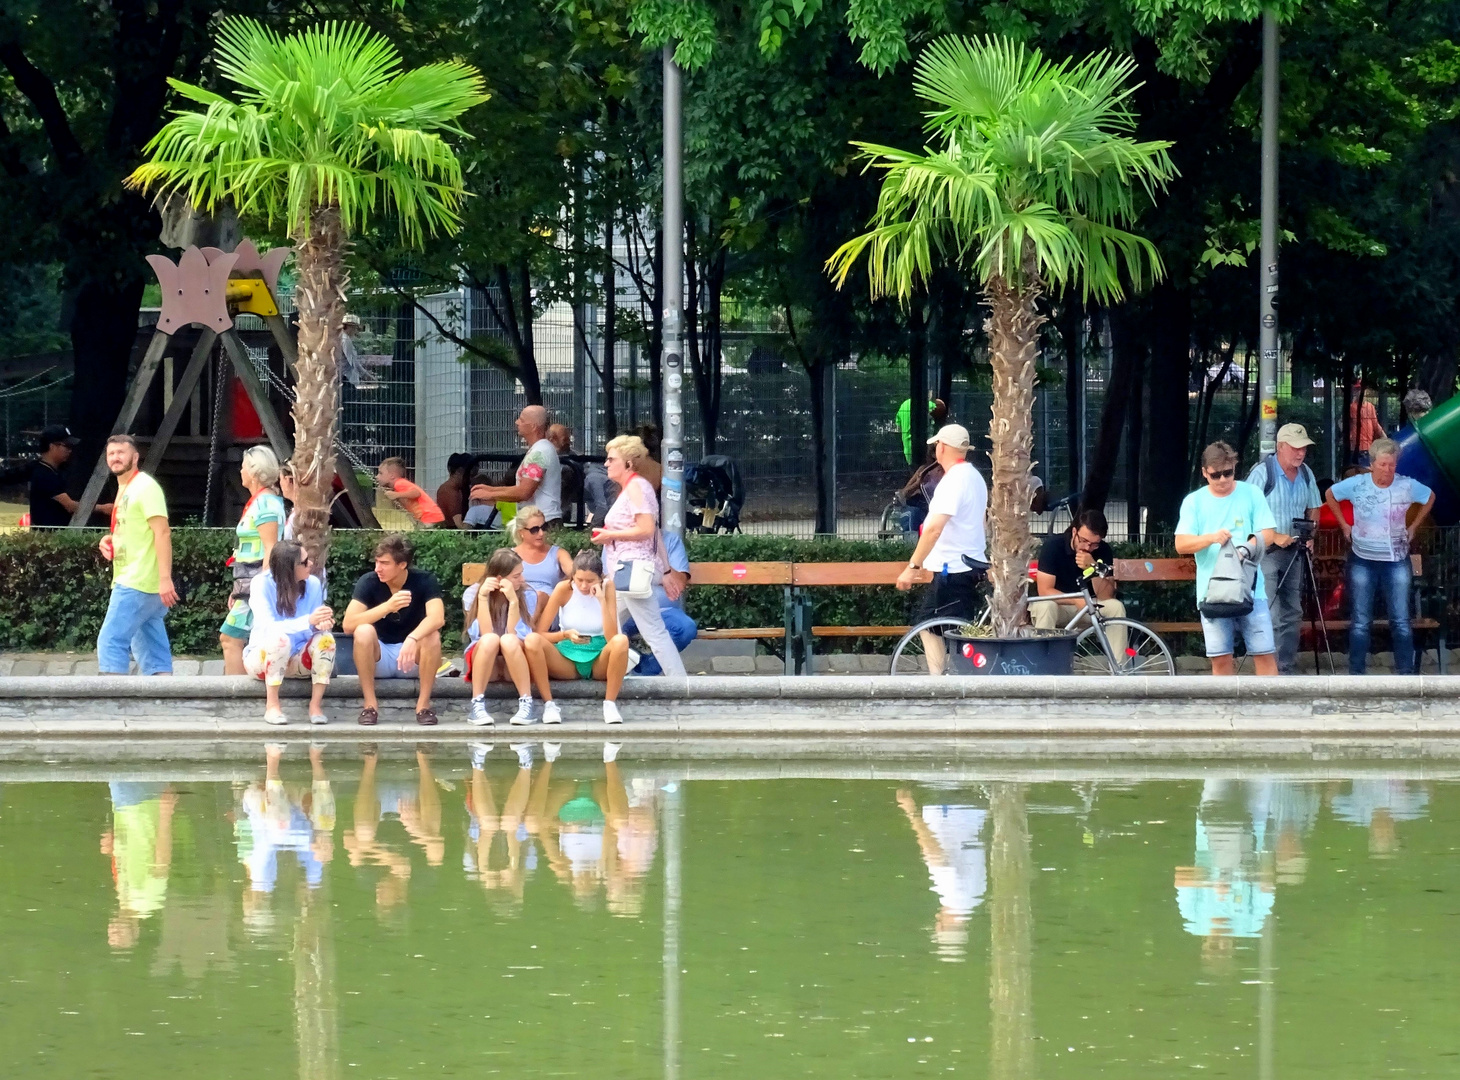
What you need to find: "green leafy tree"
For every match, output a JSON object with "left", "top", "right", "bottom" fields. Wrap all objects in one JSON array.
[
  {"left": 126, "top": 17, "right": 486, "bottom": 558},
  {"left": 828, "top": 35, "right": 1175, "bottom": 637}
]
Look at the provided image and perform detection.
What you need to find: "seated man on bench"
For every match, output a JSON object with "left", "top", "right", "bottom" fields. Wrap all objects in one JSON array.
[
  {"left": 342, "top": 533, "right": 446, "bottom": 726},
  {"left": 1031, "top": 508, "right": 1126, "bottom": 655}
]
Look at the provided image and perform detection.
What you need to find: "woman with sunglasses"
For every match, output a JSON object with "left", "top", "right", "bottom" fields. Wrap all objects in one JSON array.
[
  {"left": 511, "top": 506, "right": 571, "bottom": 607},
  {"left": 245, "top": 540, "right": 337, "bottom": 726}
]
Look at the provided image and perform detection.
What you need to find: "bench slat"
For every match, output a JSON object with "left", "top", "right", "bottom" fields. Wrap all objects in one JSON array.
[
  {"left": 1115, "top": 557, "right": 1197, "bottom": 582},
  {"left": 689, "top": 561, "right": 793, "bottom": 585},
  {"left": 791, "top": 562, "right": 931, "bottom": 586},
  {"left": 812, "top": 625, "right": 912, "bottom": 637},
  {"left": 696, "top": 627, "right": 786, "bottom": 639}
]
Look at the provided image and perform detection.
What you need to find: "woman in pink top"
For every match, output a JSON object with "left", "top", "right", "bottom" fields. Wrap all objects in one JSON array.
[{"left": 590, "top": 434, "right": 687, "bottom": 679}]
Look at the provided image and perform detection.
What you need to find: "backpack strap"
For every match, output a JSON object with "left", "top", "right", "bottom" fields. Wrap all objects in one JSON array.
[{"left": 1263, "top": 454, "right": 1278, "bottom": 495}]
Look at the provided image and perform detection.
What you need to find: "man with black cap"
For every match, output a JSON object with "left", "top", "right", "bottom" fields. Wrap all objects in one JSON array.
[{"left": 28, "top": 425, "right": 110, "bottom": 527}]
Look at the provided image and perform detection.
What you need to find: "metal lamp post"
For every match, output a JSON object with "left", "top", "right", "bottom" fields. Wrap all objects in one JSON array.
[
  {"left": 661, "top": 44, "right": 686, "bottom": 538},
  {"left": 1258, "top": 8, "right": 1280, "bottom": 458}
]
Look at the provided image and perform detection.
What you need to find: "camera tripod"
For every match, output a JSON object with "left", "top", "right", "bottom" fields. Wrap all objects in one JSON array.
[{"left": 1272, "top": 526, "right": 1336, "bottom": 675}]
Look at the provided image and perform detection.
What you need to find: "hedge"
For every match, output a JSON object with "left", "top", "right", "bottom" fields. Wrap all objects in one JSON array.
[{"left": 0, "top": 526, "right": 1204, "bottom": 656}]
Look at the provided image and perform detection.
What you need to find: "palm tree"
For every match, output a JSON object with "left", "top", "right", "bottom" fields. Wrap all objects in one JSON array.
[
  {"left": 829, "top": 36, "right": 1176, "bottom": 638},
  {"left": 128, "top": 18, "right": 487, "bottom": 561}
]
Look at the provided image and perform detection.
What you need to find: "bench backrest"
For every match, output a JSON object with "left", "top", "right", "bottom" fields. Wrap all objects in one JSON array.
[{"left": 1115, "top": 553, "right": 1423, "bottom": 584}]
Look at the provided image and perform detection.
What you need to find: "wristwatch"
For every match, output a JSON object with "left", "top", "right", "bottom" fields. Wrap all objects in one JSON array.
[{"left": 907, "top": 560, "right": 921, "bottom": 571}]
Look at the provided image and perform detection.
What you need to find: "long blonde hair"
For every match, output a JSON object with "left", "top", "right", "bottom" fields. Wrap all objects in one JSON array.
[{"left": 479, "top": 547, "right": 531, "bottom": 636}]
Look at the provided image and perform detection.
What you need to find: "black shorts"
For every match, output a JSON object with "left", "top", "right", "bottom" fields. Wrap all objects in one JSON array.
[{"left": 915, "top": 568, "right": 985, "bottom": 623}]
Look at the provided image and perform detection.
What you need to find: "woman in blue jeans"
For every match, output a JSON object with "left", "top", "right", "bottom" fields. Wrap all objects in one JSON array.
[{"left": 1324, "top": 439, "right": 1435, "bottom": 674}]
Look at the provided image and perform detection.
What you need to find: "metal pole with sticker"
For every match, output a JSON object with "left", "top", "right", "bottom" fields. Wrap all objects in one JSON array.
[{"left": 661, "top": 44, "right": 685, "bottom": 539}]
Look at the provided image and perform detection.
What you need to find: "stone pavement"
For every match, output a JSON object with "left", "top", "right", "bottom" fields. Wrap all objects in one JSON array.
[{"left": 2, "top": 674, "right": 1460, "bottom": 738}]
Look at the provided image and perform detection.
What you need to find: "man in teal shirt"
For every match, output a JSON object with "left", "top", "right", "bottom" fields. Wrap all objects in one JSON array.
[{"left": 1175, "top": 440, "right": 1279, "bottom": 676}]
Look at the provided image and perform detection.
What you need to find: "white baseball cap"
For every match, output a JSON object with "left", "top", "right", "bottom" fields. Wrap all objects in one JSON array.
[{"left": 927, "top": 424, "right": 972, "bottom": 451}]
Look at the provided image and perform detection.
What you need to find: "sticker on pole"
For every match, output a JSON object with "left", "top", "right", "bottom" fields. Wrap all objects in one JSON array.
[{"left": 732, "top": 563, "right": 748, "bottom": 580}]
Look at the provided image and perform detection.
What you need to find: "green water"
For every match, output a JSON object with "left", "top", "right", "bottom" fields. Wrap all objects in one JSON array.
[{"left": 3, "top": 744, "right": 1460, "bottom": 1078}]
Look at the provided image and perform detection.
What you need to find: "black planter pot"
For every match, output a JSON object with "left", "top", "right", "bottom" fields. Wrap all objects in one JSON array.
[{"left": 943, "top": 632, "right": 1076, "bottom": 676}]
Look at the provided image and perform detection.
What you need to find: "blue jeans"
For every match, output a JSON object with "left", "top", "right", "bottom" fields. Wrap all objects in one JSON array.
[
  {"left": 1347, "top": 555, "right": 1414, "bottom": 674},
  {"left": 622, "top": 604, "right": 698, "bottom": 676},
  {"left": 97, "top": 585, "right": 173, "bottom": 675}
]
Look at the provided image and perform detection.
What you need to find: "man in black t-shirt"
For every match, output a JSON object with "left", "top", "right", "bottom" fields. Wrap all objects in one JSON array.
[
  {"left": 342, "top": 533, "right": 446, "bottom": 727},
  {"left": 1031, "top": 508, "right": 1126, "bottom": 652},
  {"left": 28, "top": 425, "right": 110, "bottom": 527}
]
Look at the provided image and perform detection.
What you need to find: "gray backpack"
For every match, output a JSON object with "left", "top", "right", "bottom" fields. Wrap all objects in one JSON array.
[{"left": 1200, "top": 534, "right": 1266, "bottom": 620}]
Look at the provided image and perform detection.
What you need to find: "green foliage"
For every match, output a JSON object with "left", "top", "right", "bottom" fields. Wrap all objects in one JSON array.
[
  {"left": 828, "top": 35, "right": 1177, "bottom": 304},
  {"left": 127, "top": 18, "right": 488, "bottom": 244},
  {"left": 0, "top": 264, "right": 67, "bottom": 359}
]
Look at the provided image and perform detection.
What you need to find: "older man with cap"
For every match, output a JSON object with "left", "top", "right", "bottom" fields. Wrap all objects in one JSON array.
[
  {"left": 1244, "top": 422, "right": 1323, "bottom": 674},
  {"left": 896, "top": 424, "right": 990, "bottom": 674},
  {"left": 470, "top": 405, "right": 562, "bottom": 527}
]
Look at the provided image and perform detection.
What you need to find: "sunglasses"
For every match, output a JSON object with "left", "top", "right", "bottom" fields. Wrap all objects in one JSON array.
[
  {"left": 523, "top": 524, "right": 546, "bottom": 535},
  {"left": 1207, "top": 469, "right": 1236, "bottom": 480}
]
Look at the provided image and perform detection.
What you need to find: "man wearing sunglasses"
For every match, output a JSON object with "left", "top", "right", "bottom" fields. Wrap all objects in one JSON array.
[{"left": 1175, "top": 441, "right": 1279, "bottom": 676}]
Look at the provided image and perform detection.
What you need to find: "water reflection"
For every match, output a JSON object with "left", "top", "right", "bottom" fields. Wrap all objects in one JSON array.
[
  {"left": 896, "top": 787, "right": 987, "bottom": 961},
  {"left": 7, "top": 755, "right": 1449, "bottom": 1080},
  {"left": 102, "top": 781, "right": 177, "bottom": 949}
]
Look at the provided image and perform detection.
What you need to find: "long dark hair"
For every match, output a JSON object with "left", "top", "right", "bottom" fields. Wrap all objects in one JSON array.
[
  {"left": 480, "top": 547, "right": 530, "bottom": 635},
  {"left": 269, "top": 540, "right": 308, "bottom": 617}
]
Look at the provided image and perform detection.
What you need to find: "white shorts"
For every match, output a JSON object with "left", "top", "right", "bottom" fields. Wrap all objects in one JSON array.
[{"left": 374, "top": 641, "right": 420, "bottom": 679}]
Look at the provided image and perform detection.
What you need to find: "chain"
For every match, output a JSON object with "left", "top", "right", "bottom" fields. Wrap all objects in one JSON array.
[
  {"left": 259, "top": 349, "right": 371, "bottom": 478},
  {"left": 202, "top": 349, "right": 227, "bottom": 523}
]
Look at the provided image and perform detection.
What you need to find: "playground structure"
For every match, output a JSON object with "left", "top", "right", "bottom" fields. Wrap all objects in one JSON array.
[
  {"left": 68, "top": 241, "right": 377, "bottom": 528},
  {"left": 1395, "top": 392, "right": 1460, "bottom": 527}
]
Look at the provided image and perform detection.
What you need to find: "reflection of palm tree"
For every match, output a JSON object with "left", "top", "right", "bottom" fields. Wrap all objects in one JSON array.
[
  {"left": 989, "top": 783, "right": 1034, "bottom": 1080},
  {"left": 294, "top": 881, "right": 338, "bottom": 1080}
]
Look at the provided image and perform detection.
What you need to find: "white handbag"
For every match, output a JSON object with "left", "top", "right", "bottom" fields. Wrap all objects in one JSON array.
[{"left": 613, "top": 559, "right": 656, "bottom": 599}]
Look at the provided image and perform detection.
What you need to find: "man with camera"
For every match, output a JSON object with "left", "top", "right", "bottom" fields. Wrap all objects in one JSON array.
[
  {"left": 1244, "top": 423, "right": 1323, "bottom": 675},
  {"left": 1031, "top": 508, "right": 1126, "bottom": 655}
]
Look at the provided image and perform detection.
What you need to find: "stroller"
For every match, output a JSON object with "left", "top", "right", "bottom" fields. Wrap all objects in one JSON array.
[{"left": 684, "top": 454, "right": 745, "bottom": 533}]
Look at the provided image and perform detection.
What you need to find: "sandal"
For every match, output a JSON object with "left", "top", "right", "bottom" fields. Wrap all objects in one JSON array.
[{"left": 357, "top": 707, "right": 379, "bottom": 727}]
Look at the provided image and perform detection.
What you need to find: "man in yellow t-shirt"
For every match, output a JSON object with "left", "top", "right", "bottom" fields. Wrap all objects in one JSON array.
[{"left": 96, "top": 434, "right": 177, "bottom": 674}]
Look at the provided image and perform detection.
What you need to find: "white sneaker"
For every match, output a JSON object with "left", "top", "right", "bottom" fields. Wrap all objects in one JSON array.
[
  {"left": 469, "top": 742, "right": 493, "bottom": 769},
  {"left": 627, "top": 647, "right": 642, "bottom": 672},
  {"left": 542, "top": 700, "right": 562, "bottom": 725},
  {"left": 603, "top": 700, "right": 624, "bottom": 726},
  {"left": 508, "top": 695, "right": 536, "bottom": 726},
  {"left": 603, "top": 741, "right": 621, "bottom": 763},
  {"left": 512, "top": 743, "right": 534, "bottom": 769},
  {"left": 264, "top": 708, "right": 288, "bottom": 726},
  {"left": 543, "top": 742, "right": 561, "bottom": 763},
  {"left": 467, "top": 696, "right": 494, "bottom": 727}
]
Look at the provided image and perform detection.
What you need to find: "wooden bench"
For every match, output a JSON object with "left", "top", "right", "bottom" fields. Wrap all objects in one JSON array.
[
  {"left": 461, "top": 558, "right": 925, "bottom": 673},
  {"left": 1114, "top": 554, "right": 1445, "bottom": 669}
]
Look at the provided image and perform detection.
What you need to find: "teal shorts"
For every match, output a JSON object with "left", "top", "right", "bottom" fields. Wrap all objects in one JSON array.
[{"left": 557, "top": 635, "right": 607, "bottom": 678}]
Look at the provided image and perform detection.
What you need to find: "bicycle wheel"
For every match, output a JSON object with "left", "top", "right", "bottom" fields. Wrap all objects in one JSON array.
[
  {"left": 889, "top": 612, "right": 990, "bottom": 674},
  {"left": 1072, "top": 619, "right": 1176, "bottom": 676}
]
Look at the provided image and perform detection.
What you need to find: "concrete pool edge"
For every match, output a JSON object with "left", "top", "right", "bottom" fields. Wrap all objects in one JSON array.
[{"left": 1, "top": 674, "right": 1459, "bottom": 737}]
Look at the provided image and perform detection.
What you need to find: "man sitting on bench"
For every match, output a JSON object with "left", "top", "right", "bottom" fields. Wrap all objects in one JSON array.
[
  {"left": 342, "top": 534, "right": 446, "bottom": 726},
  {"left": 1031, "top": 508, "right": 1126, "bottom": 655}
]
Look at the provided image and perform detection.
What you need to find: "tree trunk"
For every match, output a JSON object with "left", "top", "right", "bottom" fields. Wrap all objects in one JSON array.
[
  {"left": 1144, "top": 285, "right": 1191, "bottom": 531},
  {"left": 602, "top": 221, "right": 618, "bottom": 439},
  {"left": 989, "top": 782, "right": 1035, "bottom": 1080},
  {"left": 1058, "top": 298, "right": 1084, "bottom": 495},
  {"left": 1125, "top": 343, "right": 1145, "bottom": 542},
  {"left": 291, "top": 203, "right": 347, "bottom": 567},
  {"left": 808, "top": 355, "right": 834, "bottom": 535},
  {"left": 983, "top": 273, "right": 1045, "bottom": 638},
  {"left": 68, "top": 274, "right": 146, "bottom": 489},
  {"left": 1080, "top": 308, "right": 1136, "bottom": 515},
  {"left": 1418, "top": 351, "right": 1457, "bottom": 406},
  {"left": 909, "top": 298, "right": 929, "bottom": 468}
]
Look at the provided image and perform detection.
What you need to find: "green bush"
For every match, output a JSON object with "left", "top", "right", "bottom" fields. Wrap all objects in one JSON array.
[
  {"left": 0, "top": 528, "right": 918, "bottom": 655},
  {"left": 0, "top": 525, "right": 1226, "bottom": 656}
]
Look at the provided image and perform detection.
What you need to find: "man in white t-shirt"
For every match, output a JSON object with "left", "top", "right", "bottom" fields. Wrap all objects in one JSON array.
[
  {"left": 897, "top": 424, "right": 989, "bottom": 674},
  {"left": 469, "top": 405, "right": 563, "bottom": 524}
]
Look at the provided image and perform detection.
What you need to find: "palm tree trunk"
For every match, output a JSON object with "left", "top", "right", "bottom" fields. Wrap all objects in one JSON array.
[
  {"left": 983, "top": 273, "right": 1045, "bottom": 637},
  {"left": 291, "top": 202, "right": 346, "bottom": 567},
  {"left": 989, "top": 783, "right": 1035, "bottom": 1080}
]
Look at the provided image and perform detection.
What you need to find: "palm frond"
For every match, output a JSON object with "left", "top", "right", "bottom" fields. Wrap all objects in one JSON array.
[
  {"left": 832, "top": 33, "right": 1175, "bottom": 301},
  {"left": 126, "top": 17, "right": 488, "bottom": 244}
]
